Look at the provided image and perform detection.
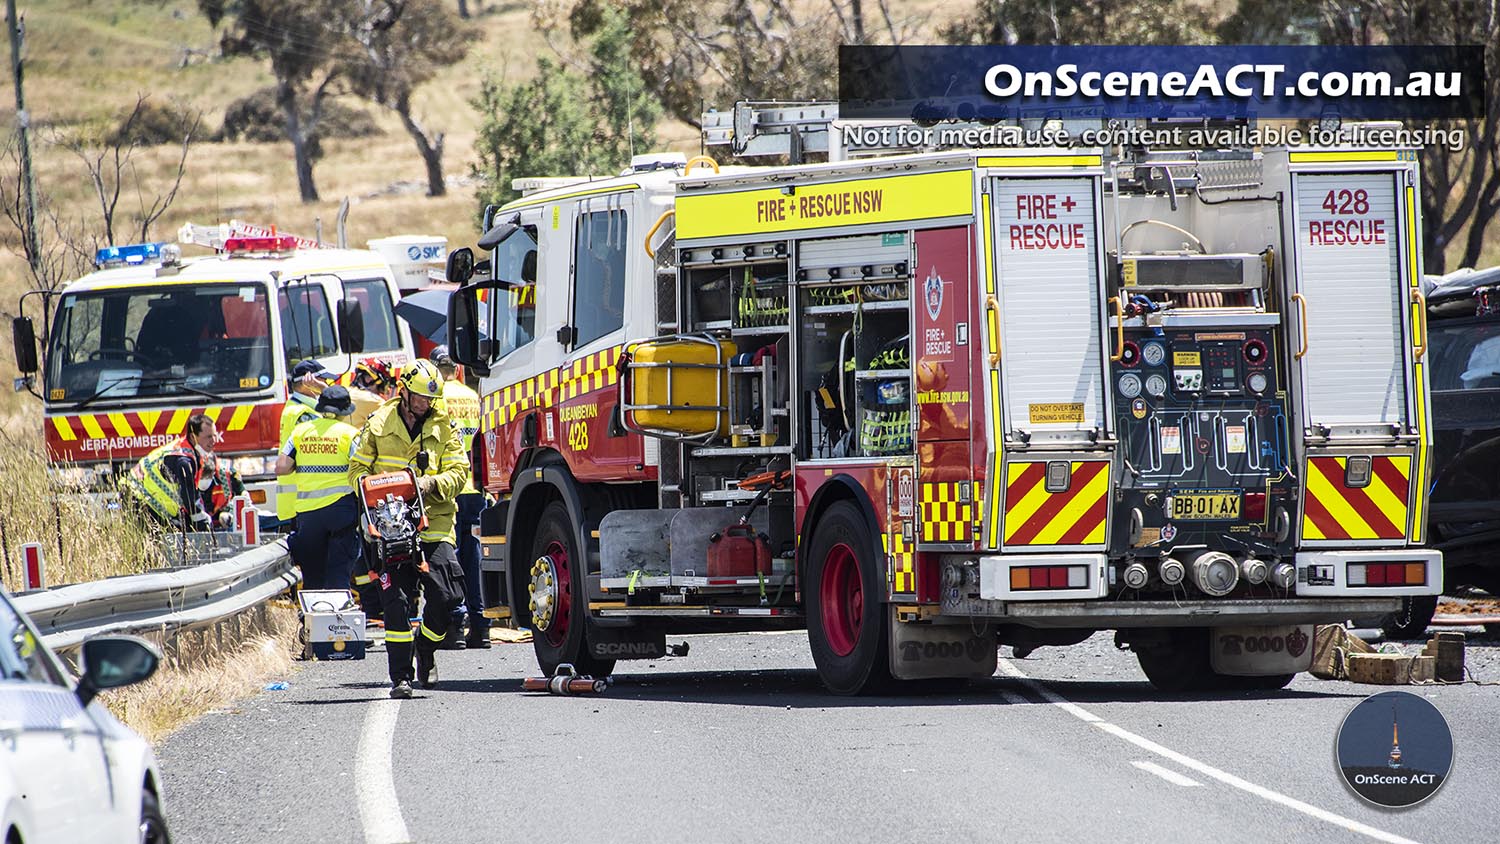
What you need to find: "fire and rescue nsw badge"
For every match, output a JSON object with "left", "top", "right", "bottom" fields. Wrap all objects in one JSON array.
[{"left": 925, "top": 268, "right": 944, "bottom": 321}]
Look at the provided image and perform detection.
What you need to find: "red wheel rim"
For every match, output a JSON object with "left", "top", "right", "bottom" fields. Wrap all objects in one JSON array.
[
  {"left": 819, "top": 543, "right": 862, "bottom": 657},
  {"left": 542, "top": 540, "right": 572, "bottom": 648}
]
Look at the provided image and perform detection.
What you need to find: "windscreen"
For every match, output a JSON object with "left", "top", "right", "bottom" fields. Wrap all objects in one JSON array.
[
  {"left": 342, "top": 278, "right": 403, "bottom": 352},
  {"left": 46, "top": 282, "right": 274, "bottom": 404}
]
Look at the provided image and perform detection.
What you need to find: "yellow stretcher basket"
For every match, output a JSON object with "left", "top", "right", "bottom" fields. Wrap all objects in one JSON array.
[{"left": 618, "top": 335, "right": 736, "bottom": 440}]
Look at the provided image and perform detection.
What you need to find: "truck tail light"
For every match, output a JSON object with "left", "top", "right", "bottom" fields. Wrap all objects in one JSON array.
[
  {"left": 1010, "top": 565, "right": 1087, "bottom": 591},
  {"left": 1243, "top": 491, "right": 1266, "bottom": 522},
  {"left": 1347, "top": 562, "right": 1426, "bottom": 587}
]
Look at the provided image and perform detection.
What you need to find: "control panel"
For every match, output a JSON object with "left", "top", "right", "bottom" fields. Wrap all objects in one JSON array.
[{"left": 1109, "top": 324, "right": 1294, "bottom": 553}]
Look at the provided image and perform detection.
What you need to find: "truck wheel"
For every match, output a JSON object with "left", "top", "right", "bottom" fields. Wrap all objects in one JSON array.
[
  {"left": 529, "top": 502, "right": 615, "bottom": 678},
  {"left": 1133, "top": 628, "right": 1215, "bottom": 692},
  {"left": 1380, "top": 595, "right": 1438, "bottom": 640},
  {"left": 805, "top": 500, "right": 891, "bottom": 695}
]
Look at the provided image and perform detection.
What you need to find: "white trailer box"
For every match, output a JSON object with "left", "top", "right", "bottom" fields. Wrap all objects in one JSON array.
[
  {"left": 368, "top": 235, "right": 447, "bottom": 293},
  {"left": 298, "top": 589, "right": 367, "bottom": 660}
]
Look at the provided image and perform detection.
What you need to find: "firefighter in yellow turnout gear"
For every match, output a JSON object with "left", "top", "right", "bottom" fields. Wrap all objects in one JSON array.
[
  {"left": 349, "top": 359, "right": 470, "bottom": 699},
  {"left": 277, "top": 386, "right": 362, "bottom": 591}
]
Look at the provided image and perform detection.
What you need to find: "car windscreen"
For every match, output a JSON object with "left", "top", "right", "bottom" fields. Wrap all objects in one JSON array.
[
  {"left": 1429, "top": 318, "right": 1500, "bottom": 392},
  {"left": 46, "top": 282, "right": 274, "bottom": 404}
]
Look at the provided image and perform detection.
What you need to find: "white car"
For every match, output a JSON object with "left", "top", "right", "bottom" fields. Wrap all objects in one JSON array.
[{"left": 0, "top": 591, "right": 169, "bottom": 843}]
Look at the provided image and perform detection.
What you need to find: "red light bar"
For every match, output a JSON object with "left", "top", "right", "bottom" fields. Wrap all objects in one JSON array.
[{"left": 223, "top": 235, "right": 298, "bottom": 255}]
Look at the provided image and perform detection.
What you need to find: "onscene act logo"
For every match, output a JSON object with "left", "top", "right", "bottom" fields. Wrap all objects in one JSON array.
[{"left": 1336, "top": 690, "right": 1453, "bottom": 808}]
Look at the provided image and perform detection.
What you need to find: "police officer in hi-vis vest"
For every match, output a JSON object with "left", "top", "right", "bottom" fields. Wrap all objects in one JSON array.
[
  {"left": 276, "top": 360, "right": 335, "bottom": 529},
  {"left": 277, "top": 385, "right": 362, "bottom": 591}
]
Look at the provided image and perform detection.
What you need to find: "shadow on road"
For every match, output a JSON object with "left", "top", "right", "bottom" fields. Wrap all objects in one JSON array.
[{"left": 426, "top": 668, "right": 1364, "bottom": 708}]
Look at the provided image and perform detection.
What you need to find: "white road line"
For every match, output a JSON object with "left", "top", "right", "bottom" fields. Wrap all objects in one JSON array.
[
  {"left": 1131, "top": 760, "right": 1203, "bottom": 787},
  {"left": 997, "top": 659, "right": 1423, "bottom": 844},
  {"left": 999, "top": 690, "right": 1030, "bottom": 706},
  {"left": 357, "top": 699, "right": 412, "bottom": 844}
]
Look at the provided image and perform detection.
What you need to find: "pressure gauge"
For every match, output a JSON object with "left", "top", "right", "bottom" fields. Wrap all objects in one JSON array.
[
  {"left": 1118, "top": 372, "right": 1142, "bottom": 398},
  {"left": 1141, "top": 341, "right": 1166, "bottom": 367},
  {"left": 1145, "top": 373, "right": 1168, "bottom": 397},
  {"left": 1247, "top": 371, "right": 1270, "bottom": 394}
]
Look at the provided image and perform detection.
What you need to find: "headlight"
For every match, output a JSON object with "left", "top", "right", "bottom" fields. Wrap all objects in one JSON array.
[{"left": 232, "top": 455, "right": 279, "bottom": 477}]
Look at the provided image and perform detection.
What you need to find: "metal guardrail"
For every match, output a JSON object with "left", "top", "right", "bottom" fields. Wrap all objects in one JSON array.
[{"left": 13, "top": 539, "right": 300, "bottom": 650}]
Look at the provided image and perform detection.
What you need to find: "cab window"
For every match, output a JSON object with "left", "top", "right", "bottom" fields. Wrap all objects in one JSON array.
[
  {"left": 279, "top": 282, "right": 337, "bottom": 364},
  {"left": 572, "top": 209, "right": 626, "bottom": 347},
  {"left": 342, "top": 279, "right": 402, "bottom": 352},
  {"left": 488, "top": 224, "right": 539, "bottom": 360}
]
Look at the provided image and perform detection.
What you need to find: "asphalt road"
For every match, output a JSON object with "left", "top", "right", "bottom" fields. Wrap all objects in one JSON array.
[{"left": 158, "top": 627, "right": 1499, "bottom": 844}]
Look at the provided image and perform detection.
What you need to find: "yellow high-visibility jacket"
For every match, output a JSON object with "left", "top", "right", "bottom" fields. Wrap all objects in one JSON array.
[
  {"left": 348, "top": 398, "right": 469, "bottom": 544},
  {"left": 440, "top": 379, "right": 482, "bottom": 495}
]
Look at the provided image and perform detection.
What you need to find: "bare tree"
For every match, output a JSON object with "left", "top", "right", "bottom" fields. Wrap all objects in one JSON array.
[
  {"left": 57, "top": 95, "right": 199, "bottom": 247},
  {"left": 346, "top": 0, "right": 471, "bottom": 197}
]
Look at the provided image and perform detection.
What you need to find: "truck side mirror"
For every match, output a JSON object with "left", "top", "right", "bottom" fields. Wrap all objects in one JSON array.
[
  {"left": 337, "top": 300, "right": 365, "bottom": 354},
  {"left": 445, "top": 247, "right": 475, "bottom": 286},
  {"left": 447, "top": 286, "right": 490, "bottom": 378},
  {"left": 11, "top": 316, "right": 37, "bottom": 374}
]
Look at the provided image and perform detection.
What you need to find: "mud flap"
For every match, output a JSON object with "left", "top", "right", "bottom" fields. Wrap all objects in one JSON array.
[
  {"left": 587, "top": 625, "right": 666, "bottom": 661},
  {"left": 888, "top": 614, "right": 998, "bottom": 681},
  {"left": 1209, "top": 625, "right": 1314, "bottom": 676}
]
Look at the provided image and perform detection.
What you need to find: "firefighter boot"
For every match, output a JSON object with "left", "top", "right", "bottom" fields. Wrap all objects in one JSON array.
[{"left": 416, "top": 646, "right": 438, "bottom": 690}]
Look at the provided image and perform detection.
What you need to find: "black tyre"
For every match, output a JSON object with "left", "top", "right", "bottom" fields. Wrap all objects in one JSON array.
[
  {"left": 141, "top": 788, "right": 171, "bottom": 844},
  {"left": 805, "top": 500, "right": 891, "bottom": 695},
  {"left": 528, "top": 502, "right": 615, "bottom": 677},
  {"left": 1380, "top": 595, "right": 1438, "bottom": 640},
  {"left": 1222, "top": 672, "right": 1296, "bottom": 691},
  {"left": 1134, "top": 628, "right": 1215, "bottom": 693}
]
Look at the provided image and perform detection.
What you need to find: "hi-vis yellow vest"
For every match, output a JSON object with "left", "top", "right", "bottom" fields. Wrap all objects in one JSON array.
[
  {"left": 441, "top": 379, "right": 482, "bottom": 495},
  {"left": 125, "top": 440, "right": 195, "bottom": 521},
  {"left": 290, "top": 415, "right": 358, "bottom": 514},
  {"left": 277, "top": 397, "right": 320, "bottom": 520}
]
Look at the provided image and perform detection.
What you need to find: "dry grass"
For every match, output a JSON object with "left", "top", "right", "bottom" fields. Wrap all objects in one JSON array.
[
  {"left": 100, "top": 602, "right": 303, "bottom": 744},
  {"left": 0, "top": 413, "right": 164, "bottom": 590}
]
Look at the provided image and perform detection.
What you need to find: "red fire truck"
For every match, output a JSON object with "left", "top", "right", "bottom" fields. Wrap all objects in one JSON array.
[
  {"left": 11, "top": 226, "right": 415, "bottom": 505},
  {"left": 446, "top": 128, "right": 1440, "bottom": 693}
]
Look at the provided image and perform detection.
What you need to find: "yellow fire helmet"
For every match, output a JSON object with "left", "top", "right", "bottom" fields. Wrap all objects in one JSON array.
[{"left": 401, "top": 359, "right": 445, "bottom": 398}]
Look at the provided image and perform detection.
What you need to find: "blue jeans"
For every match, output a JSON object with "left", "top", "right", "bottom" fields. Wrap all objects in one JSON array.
[{"left": 454, "top": 493, "right": 487, "bottom": 633}]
